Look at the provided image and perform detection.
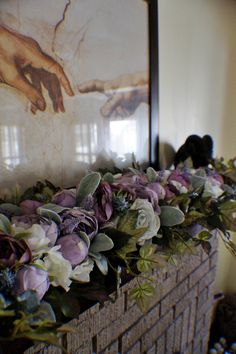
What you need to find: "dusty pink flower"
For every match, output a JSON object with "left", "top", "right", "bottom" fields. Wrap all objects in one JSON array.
[
  {"left": 61, "top": 209, "right": 98, "bottom": 240},
  {"left": 19, "top": 200, "right": 43, "bottom": 215},
  {"left": 0, "top": 234, "right": 31, "bottom": 268},
  {"left": 93, "top": 182, "right": 113, "bottom": 224},
  {"left": 52, "top": 189, "right": 76, "bottom": 208}
]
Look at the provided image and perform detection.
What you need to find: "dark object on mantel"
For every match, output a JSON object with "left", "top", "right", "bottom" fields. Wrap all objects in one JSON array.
[
  {"left": 174, "top": 134, "right": 213, "bottom": 168},
  {"left": 209, "top": 293, "right": 236, "bottom": 347}
]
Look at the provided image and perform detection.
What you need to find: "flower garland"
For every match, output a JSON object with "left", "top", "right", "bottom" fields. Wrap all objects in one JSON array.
[{"left": 0, "top": 159, "right": 236, "bottom": 349}]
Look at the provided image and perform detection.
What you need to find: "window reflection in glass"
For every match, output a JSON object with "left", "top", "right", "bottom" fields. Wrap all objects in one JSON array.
[
  {"left": 75, "top": 123, "right": 98, "bottom": 164},
  {"left": 0, "top": 125, "right": 26, "bottom": 170},
  {"left": 109, "top": 119, "right": 137, "bottom": 160}
]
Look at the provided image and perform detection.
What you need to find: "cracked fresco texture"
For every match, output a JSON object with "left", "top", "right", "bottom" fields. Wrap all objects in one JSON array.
[{"left": 0, "top": 0, "right": 149, "bottom": 190}]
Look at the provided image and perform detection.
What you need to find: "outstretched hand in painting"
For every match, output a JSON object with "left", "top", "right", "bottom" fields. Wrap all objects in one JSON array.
[
  {"left": 0, "top": 25, "right": 74, "bottom": 114},
  {"left": 78, "top": 72, "right": 148, "bottom": 118}
]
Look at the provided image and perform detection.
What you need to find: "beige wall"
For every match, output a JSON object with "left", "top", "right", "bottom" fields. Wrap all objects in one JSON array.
[{"left": 159, "top": 0, "right": 236, "bottom": 292}]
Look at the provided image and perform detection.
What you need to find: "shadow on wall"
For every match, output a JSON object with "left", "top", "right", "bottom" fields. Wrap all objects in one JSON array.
[{"left": 159, "top": 141, "right": 176, "bottom": 170}]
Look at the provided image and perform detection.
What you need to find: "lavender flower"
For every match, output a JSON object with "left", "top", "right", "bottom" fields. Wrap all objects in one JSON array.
[
  {"left": 15, "top": 265, "right": 49, "bottom": 300},
  {"left": 60, "top": 209, "right": 98, "bottom": 240},
  {"left": 56, "top": 234, "right": 88, "bottom": 266}
]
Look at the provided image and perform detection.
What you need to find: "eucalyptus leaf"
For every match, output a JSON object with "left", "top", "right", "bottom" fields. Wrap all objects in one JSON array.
[
  {"left": 190, "top": 174, "right": 206, "bottom": 190},
  {"left": 17, "top": 290, "right": 40, "bottom": 313},
  {"left": 90, "top": 252, "right": 108, "bottom": 275},
  {"left": 103, "top": 172, "right": 114, "bottom": 184},
  {"left": 76, "top": 172, "right": 101, "bottom": 206},
  {"left": 39, "top": 203, "right": 69, "bottom": 214},
  {"left": 160, "top": 206, "right": 185, "bottom": 226},
  {"left": 79, "top": 231, "right": 91, "bottom": 248},
  {"left": 146, "top": 167, "right": 157, "bottom": 183},
  {"left": 0, "top": 203, "right": 22, "bottom": 216},
  {"left": 90, "top": 233, "right": 114, "bottom": 253},
  {"left": 30, "top": 302, "right": 56, "bottom": 324},
  {"left": 36, "top": 206, "right": 62, "bottom": 224},
  {"left": 0, "top": 213, "right": 11, "bottom": 234}
]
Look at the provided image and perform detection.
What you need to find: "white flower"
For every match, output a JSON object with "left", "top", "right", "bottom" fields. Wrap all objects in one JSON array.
[
  {"left": 15, "top": 224, "right": 50, "bottom": 256},
  {"left": 170, "top": 180, "right": 188, "bottom": 194},
  {"left": 70, "top": 258, "right": 94, "bottom": 283},
  {"left": 41, "top": 246, "right": 72, "bottom": 291},
  {"left": 130, "top": 198, "right": 160, "bottom": 245},
  {"left": 203, "top": 178, "right": 224, "bottom": 198}
]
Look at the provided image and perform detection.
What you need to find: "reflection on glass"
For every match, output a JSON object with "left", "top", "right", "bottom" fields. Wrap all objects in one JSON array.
[
  {"left": 109, "top": 119, "right": 137, "bottom": 160},
  {"left": 0, "top": 125, "right": 25, "bottom": 170},
  {"left": 75, "top": 123, "right": 98, "bottom": 164}
]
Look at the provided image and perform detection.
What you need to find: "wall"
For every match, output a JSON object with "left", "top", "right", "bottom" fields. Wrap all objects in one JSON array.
[{"left": 158, "top": 0, "right": 236, "bottom": 292}]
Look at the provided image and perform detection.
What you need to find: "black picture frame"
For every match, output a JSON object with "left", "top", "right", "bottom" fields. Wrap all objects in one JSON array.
[{"left": 148, "top": 0, "right": 159, "bottom": 169}]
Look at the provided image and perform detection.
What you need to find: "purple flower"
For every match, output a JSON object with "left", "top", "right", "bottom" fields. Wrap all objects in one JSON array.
[
  {"left": 19, "top": 200, "right": 43, "bottom": 215},
  {"left": 60, "top": 209, "right": 98, "bottom": 240},
  {"left": 15, "top": 265, "right": 49, "bottom": 300},
  {"left": 56, "top": 234, "right": 88, "bottom": 266},
  {"left": 112, "top": 183, "right": 160, "bottom": 213},
  {"left": 168, "top": 170, "right": 190, "bottom": 188},
  {"left": 148, "top": 182, "right": 166, "bottom": 200},
  {"left": 0, "top": 234, "right": 31, "bottom": 268},
  {"left": 114, "top": 172, "right": 148, "bottom": 185},
  {"left": 93, "top": 182, "right": 113, "bottom": 224},
  {"left": 12, "top": 215, "right": 58, "bottom": 247},
  {"left": 52, "top": 189, "right": 76, "bottom": 208}
]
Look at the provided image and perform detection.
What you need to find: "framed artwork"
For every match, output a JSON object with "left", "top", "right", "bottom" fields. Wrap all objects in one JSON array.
[{"left": 0, "top": 0, "right": 159, "bottom": 189}]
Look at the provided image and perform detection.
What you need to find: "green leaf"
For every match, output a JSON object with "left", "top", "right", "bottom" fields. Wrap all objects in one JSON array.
[
  {"left": 89, "top": 252, "right": 108, "bottom": 275},
  {"left": 116, "top": 227, "right": 147, "bottom": 258},
  {"left": 60, "top": 294, "right": 80, "bottom": 318},
  {"left": 39, "top": 203, "right": 69, "bottom": 214},
  {"left": 139, "top": 244, "right": 157, "bottom": 259},
  {"left": 196, "top": 230, "right": 212, "bottom": 241},
  {"left": 103, "top": 228, "right": 134, "bottom": 250},
  {"left": 219, "top": 200, "right": 236, "bottom": 212},
  {"left": 117, "top": 210, "right": 139, "bottom": 234},
  {"left": 103, "top": 172, "right": 114, "bottom": 184},
  {"left": 79, "top": 231, "right": 90, "bottom": 248},
  {"left": 36, "top": 207, "right": 62, "bottom": 224},
  {"left": 90, "top": 233, "right": 114, "bottom": 253},
  {"left": 17, "top": 290, "right": 40, "bottom": 313},
  {"left": 137, "top": 244, "right": 166, "bottom": 273},
  {"left": 0, "top": 213, "right": 12, "bottom": 234},
  {"left": 190, "top": 174, "right": 206, "bottom": 190},
  {"left": 0, "top": 203, "right": 22, "bottom": 216},
  {"left": 76, "top": 172, "right": 101, "bottom": 206},
  {"left": 129, "top": 282, "right": 155, "bottom": 312},
  {"left": 160, "top": 206, "right": 185, "bottom": 226},
  {"left": 146, "top": 167, "right": 157, "bottom": 183},
  {"left": 170, "top": 194, "right": 191, "bottom": 214},
  {"left": 182, "top": 210, "right": 204, "bottom": 227}
]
